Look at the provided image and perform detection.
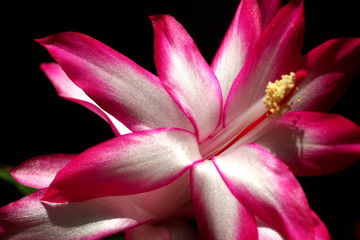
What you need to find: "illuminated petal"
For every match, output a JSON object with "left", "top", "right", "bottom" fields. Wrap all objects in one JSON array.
[
  {"left": 191, "top": 161, "right": 258, "bottom": 240},
  {"left": 292, "top": 38, "right": 360, "bottom": 112},
  {"left": 40, "top": 62, "right": 130, "bottom": 135},
  {"left": 42, "top": 128, "right": 202, "bottom": 203},
  {"left": 151, "top": 15, "right": 222, "bottom": 142},
  {"left": 37, "top": 32, "right": 194, "bottom": 133},
  {"left": 256, "top": 111, "right": 360, "bottom": 176},
  {"left": 211, "top": 0, "right": 261, "bottom": 104},
  {"left": 11, "top": 154, "right": 76, "bottom": 189},
  {"left": 224, "top": 0, "right": 304, "bottom": 126},
  {"left": 214, "top": 143, "right": 322, "bottom": 239},
  {"left": 0, "top": 189, "right": 153, "bottom": 239}
]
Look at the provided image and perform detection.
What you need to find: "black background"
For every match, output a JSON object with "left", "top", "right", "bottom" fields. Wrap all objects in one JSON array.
[{"left": 1, "top": 0, "right": 359, "bottom": 239}]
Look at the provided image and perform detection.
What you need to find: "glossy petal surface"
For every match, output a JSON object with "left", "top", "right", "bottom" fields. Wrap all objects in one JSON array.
[
  {"left": 191, "top": 161, "right": 258, "bottom": 240},
  {"left": 41, "top": 62, "right": 130, "bottom": 135},
  {"left": 151, "top": 15, "right": 222, "bottom": 142},
  {"left": 292, "top": 38, "right": 360, "bottom": 112},
  {"left": 0, "top": 189, "right": 153, "bottom": 239},
  {"left": 256, "top": 111, "right": 360, "bottom": 176},
  {"left": 42, "top": 128, "right": 202, "bottom": 203},
  {"left": 214, "top": 143, "right": 319, "bottom": 239},
  {"left": 37, "top": 32, "right": 194, "bottom": 133},
  {"left": 224, "top": 0, "right": 304, "bottom": 126},
  {"left": 11, "top": 154, "right": 76, "bottom": 189},
  {"left": 211, "top": 0, "right": 261, "bottom": 104}
]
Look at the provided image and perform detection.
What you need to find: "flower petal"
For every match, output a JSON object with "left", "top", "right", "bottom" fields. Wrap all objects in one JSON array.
[
  {"left": 292, "top": 38, "right": 360, "bottom": 112},
  {"left": 190, "top": 160, "right": 258, "bottom": 240},
  {"left": 256, "top": 111, "right": 360, "bottom": 176},
  {"left": 37, "top": 32, "right": 194, "bottom": 133},
  {"left": 42, "top": 128, "right": 203, "bottom": 203},
  {"left": 257, "top": 0, "right": 282, "bottom": 29},
  {"left": 0, "top": 189, "right": 154, "bottom": 239},
  {"left": 11, "top": 154, "right": 76, "bottom": 189},
  {"left": 224, "top": 0, "right": 304, "bottom": 126},
  {"left": 40, "top": 62, "right": 131, "bottom": 136},
  {"left": 151, "top": 15, "right": 222, "bottom": 142},
  {"left": 211, "top": 0, "right": 261, "bottom": 105},
  {"left": 213, "top": 143, "right": 322, "bottom": 239}
]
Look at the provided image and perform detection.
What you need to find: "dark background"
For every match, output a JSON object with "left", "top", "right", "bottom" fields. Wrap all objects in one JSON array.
[{"left": 1, "top": 0, "right": 359, "bottom": 239}]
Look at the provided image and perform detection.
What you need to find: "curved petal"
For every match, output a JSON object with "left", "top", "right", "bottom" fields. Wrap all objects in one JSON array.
[
  {"left": 292, "top": 38, "right": 360, "bottom": 112},
  {"left": 224, "top": 0, "right": 304, "bottom": 127},
  {"left": 37, "top": 32, "right": 194, "bottom": 133},
  {"left": 190, "top": 160, "right": 258, "bottom": 240},
  {"left": 211, "top": 0, "right": 262, "bottom": 105},
  {"left": 213, "top": 143, "right": 322, "bottom": 240},
  {"left": 256, "top": 111, "right": 360, "bottom": 176},
  {"left": 40, "top": 62, "right": 131, "bottom": 136},
  {"left": 151, "top": 15, "right": 222, "bottom": 142},
  {"left": 0, "top": 189, "right": 154, "bottom": 240},
  {"left": 42, "top": 128, "right": 203, "bottom": 203},
  {"left": 11, "top": 154, "right": 76, "bottom": 189},
  {"left": 257, "top": 0, "right": 282, "bottom": 29}
]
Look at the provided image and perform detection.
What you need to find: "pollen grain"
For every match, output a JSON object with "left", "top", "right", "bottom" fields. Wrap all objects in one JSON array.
[{"left": 263, "top": 72, "right": 297, "bottom": 118}]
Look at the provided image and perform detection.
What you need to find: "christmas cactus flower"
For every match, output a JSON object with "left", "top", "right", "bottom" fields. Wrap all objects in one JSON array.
[{"left": 1, "top": 0, "right": 359, "bottom": 239}]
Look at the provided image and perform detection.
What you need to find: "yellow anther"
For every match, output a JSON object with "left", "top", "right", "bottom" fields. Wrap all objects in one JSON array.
[{"left": 263, "top": 72, "right": 296, "bottom": 118}]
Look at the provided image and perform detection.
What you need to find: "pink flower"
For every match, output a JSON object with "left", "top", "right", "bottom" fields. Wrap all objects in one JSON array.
[{"left": 1, "top": 0, "right": 359, "bottom": 239}]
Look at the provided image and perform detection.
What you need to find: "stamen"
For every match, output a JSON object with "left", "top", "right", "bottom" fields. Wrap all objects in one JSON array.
[
  {"left": 263, "top": 72, "right": 296, "bottom": 117},
  {"left": 262, "top": 70, "right": 307, "bottom": 117},
  {"left": 199, "top": 70, "right": 307, "bottom": 159}
]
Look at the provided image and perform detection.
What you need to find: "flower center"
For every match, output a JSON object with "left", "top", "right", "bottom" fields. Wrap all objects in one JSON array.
[
  {"left": 199, "top": 70, "right": 307, "bottom": 159},
  {"left": 263, "top": 72, "right": 296, "bottom": 117}
]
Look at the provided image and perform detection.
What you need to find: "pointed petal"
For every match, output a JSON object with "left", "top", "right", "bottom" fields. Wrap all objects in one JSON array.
[
  {"left": 40, "top": 62, "right": 130, "bottom": 136},
  {"left": 256, "top": 111, "right": 360, "bottom": 176},
  {"left": 257, "top": 0, "right": 282, "bottom": 29},
  {"left": 224, "top": 0, "right": 304, "bottom": 126},
  {"left": 151, "top": 15, "right": 222, "bottom": 142},
  {"left": 292, "top": 38, "right": 360, "bottom": 112},
  {"left": 191, "top": 161, "right": 258, "bottom": 240},
  {"left": 211, "top": 0, "right": 261, "bottom": 105},
  {"left": 0, "top": 189, "right": 154, "bottom": 239},
  {"left": 42, "top": 128, "right": 203, "bottom": 203},
  {"left": 213, "top": 143, "right": 319, "bottom": 240},
  {"left": 37, "top": 32, "right": 194, "bottom": 133},
  {"left": 11, "top": 154, "right": 76, "bottom": 189}
]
